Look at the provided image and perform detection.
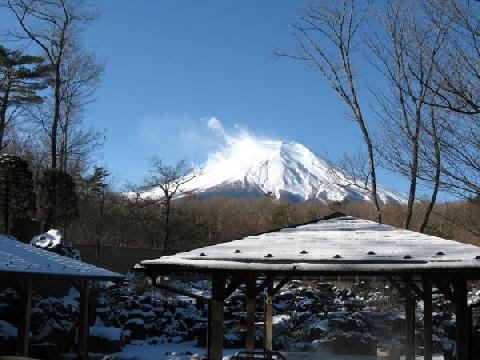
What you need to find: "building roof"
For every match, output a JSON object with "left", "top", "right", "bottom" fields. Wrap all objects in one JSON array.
[
  {"left": 0, "top": 235, "right": 123, "bottom": 280},
  {"left": 139, "top": 216, "right": 480, "bottom": 277}
]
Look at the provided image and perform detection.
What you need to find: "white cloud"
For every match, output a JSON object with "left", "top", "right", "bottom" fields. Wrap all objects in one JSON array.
[
  {"left": 135, "top": 114, "right": 280, "bottom": 168},
  {"left": 206, "top": 116, "right": 225, "bottom": 135}
]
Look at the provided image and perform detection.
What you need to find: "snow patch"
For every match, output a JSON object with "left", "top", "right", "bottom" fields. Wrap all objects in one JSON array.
[{"left": 31, "top": 229, "right": 63, "bottom": 248}]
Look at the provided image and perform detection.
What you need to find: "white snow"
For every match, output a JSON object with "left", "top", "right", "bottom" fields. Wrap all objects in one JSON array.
[
  {"left": 90, "top": 326, "right": 122, "bottom": 341},
  {"left": 113, "top": 341, "right": 445, "bottom": 360},
  {"left": 144, "top": 135, "right": 407, "bottom": 203},
  {"left": 0, "top": 235, "right": 122, "bottom": 279},
  {"left": 112, "top": 340, "right": 242, "bottom": 360},
  {"left": 140, "top": 216, "right": 480, "bottom": 273},
  {"left": 0, "top": 319, "right": 17, "bottom": 338},
  {"left": 31, "top": 229, "right": 63, "bottom": 248}
]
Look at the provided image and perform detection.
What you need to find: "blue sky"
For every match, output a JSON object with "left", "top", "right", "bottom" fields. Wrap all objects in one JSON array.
[{"left": 1, "top": 1, "right": 414, "bottom": 194}]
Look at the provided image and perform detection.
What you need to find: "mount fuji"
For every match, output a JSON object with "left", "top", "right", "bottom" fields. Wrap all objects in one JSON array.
[
  {"left": 144, "top": 118, "right": 406, "bottom": 204},
  {"left": 178, "top": 139, "right": 406, "bottom": 203}
]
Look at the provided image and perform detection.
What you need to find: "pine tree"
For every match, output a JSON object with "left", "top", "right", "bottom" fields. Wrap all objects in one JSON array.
[
  {"left": 0, "top": 154, "right": 35, "bottom": 234},
  {"left": 0, "top": 45, "right": 49, "bottom": 150},
  {"left": 39, "top": 168, "right": 79, "bottom": 232}
]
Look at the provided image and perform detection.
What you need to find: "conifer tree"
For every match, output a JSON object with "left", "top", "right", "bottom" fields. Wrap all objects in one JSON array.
[
  {"left": 0, "top": 45, "right": 49, "bottom": 150},
  {"left": 39, "top": 168, "right": 79, "bottom": 231},
  {"left": 0, "top": 154, "right": 35, "bottom": 233}
]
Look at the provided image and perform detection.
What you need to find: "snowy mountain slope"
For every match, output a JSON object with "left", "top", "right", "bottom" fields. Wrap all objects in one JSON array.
[{"left": 158, "top": 137, "right": 407, "bottom": 204}]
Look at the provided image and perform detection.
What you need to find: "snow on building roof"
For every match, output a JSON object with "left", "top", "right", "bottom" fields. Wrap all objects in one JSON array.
[
  {"left": 139, "top": 216, "right": 480, "bottom": 275},
  {"left": 0, "top": 235, "right": 122, "bottom": 280}
]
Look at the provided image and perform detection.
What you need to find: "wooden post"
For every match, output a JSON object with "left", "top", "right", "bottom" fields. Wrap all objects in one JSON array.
[
  {"left": 77, "top": 280, "right": 90, "bottom": 360},
  {"left": 207, "top": 301, "right": 212, "bottom": 357},
  {"left": 422, "top": 277, "right": 433, "bottom": 360},
  {"left": 453, "top": 275, "right": 468, "bottom": 360},
  {"left": 246, "top": 274, "right": 256, "bottom": 353},
  {"left": 211, "top": 273, "right": 225, "bottom": 360},
  {"left": 16, "top": 278, "right": 32, "bottom": 356},
  {"left": 405, "top": 286, "right": 415, "bottom": 360},
  {"left": 264, "top": 281, "right": 273, "bottom": 355}
]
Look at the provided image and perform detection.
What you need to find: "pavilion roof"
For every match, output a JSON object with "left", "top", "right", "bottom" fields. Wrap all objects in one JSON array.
[
  {"left": 0, "top": 235, "right": 122, "bottom": 280},
  {"left": 139, "top": 216, "right": 480, "bottom": 276}
]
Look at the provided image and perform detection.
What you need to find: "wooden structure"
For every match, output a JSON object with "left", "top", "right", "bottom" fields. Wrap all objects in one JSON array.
[
  {"left": 0, "top": 235, "right": 123, "bottom": 359},
  {"left": 136, "top": 215, "right": 480, "bottom": 360}
]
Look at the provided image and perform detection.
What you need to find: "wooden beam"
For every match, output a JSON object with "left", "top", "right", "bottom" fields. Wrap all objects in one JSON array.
[
  {"left": 264, "top": 281, "right": 273, "bottom": 355},
  {"left": 255, "top": 275, "right": 275, "bottom": 297},
  {"left": 467, "top": 303, "right": 480, "bottom": 360},
  {"left": 154, "top": 282, "right": 210, "bottom": 303},
  {"left": 207, "top": 302, "right": 212, "bottom": 357},
  {"left": 245, "top": 274, "right": 256, "bottom": 353},
  {"left": 405, "top": 286, "right": 415, "bottom": 360},
  {"left": 16, "top": 278, "right": 32, "bottom": 357},
  {"left": 422, "top": 277, "right": 433, "bottom": 360},
  {"left": 453, "top": 276, "right": 468, "bottom": 360},
  {"left": 224, "top": 273, "right": 248, "bottom": 300},
  {"left": 401, "top": 276, "right": 424, "bottom": 299},
  {"left": 211, "top": 273, "right": 225, "bottom": 360},
  {"left": 272, "top": 275, "right": 291, "bottom": 295},
  {"left": 429, "top": 275, "right": 455, "bottom": 303},
  {"left": 77, "top": 280, "right": 90, "bottom": 360},
  {"left": 385, "top": 275, "right": 407, "bottom": 297}
]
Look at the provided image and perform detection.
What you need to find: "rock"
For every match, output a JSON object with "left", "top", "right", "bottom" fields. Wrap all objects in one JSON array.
[
  {"left": 32, "top": 318, "right": 76, "bottom": 353},
  {"left": 330, "top": 332, "right": 377, "bottom": 355},
  {"left": 89, "top": 326, "right": 123, "bottom": 354},
  {"left": 124, "top": 318, "right": 146, "bottom": 340},
  {"left": 0, "top": 320, "right": 16, "bottom": 356}
]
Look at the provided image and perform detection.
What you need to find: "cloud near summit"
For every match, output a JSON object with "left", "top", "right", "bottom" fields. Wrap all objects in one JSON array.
[{"left": 135, "top": 113, "right": 280, "bottom": 169}]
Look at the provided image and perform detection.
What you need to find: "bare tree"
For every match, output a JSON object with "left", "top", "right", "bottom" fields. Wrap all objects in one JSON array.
[
  {"left": 58, "top": 46, "right": 104, "bottom": 173},
  {"left": 3, "top": 0, "right": 98, "bottom": 168},
  {"left": 327, "top": 151, "right": 375, "bottom": 197},
  {"left": 408, "top": 0, "right": 480, "bottom": 198},
  {"left": 369, "top": 0, "right": 449, "bottom": 229},
  {"left": 418, "top": 105, "right": 443, "bottom": 233},
  {"left": 130, "top": 157, "right": 197, "bottom": 255},
  {"left": 422, "top": 0, "right": 480, "bottom": 115},
  {"left": 277, "top": 0, "right": 382, "bottom": 223}
]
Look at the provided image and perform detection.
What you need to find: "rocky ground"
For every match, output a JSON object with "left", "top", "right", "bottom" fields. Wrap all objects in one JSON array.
[{"left": 1, "top": 274, "right": 478, "bottom": 359}]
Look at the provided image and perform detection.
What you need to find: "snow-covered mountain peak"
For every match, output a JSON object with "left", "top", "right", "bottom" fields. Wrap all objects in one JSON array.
[{"left": 182, "top": 134, "right": 406, "bottom": 204}]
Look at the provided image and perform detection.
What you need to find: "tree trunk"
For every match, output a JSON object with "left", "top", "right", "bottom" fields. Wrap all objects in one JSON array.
[
  {"left": 3, "top": 180, "right": 9, "bottom": 234},
  {"left": 404, "top": 107, "right": 422, "bottom": 230},
  {"left": 95, "top": 195, "right": 105, "bottom": 263},
  {"left": 356, "top": 107, "right": 382, "bottom": 223},
  {"left": 0, "top": 81, "right": 10, "bottom": 151},
  {"left": 162, "top": 201, "right": 171, "bottom": 256},
  {"left": 52, "top": 63, "right": 61, "bottom": 169},
  {"left": 420, "top": 111, "right": 441, "bottom": 233}
]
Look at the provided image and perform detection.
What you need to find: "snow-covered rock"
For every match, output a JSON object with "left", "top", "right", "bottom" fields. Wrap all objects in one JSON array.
[
  {"left": 89, "top": 326, "right": 123, "bottom": 353},
  {"left": 30, "top": 229, "right": 80, "bottom": 260},
  {"left": 31, "top": 229, "right": 63, "bottom": 248}
]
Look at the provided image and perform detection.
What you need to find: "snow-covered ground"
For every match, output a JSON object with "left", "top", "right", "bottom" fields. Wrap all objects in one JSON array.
[
  {"left": 111, "top": 341, "right": 241, "bottom": 360},
  {"left": 110, "top": 341, "right": 445, "bottom": 360}
]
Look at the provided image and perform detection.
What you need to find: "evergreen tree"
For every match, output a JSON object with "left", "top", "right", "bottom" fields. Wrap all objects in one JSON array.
[
  {"left": 0, "top": 154, "right": 35, "bottom": 234},
  {"left": 39, "top": 168, "right": 79, "bottom": 231},
  {"left": 83, "top": 166, "right": 109, "bottom": 262},
  {"left": 0, "top": 45, "right": 49, "bottom": 150}
]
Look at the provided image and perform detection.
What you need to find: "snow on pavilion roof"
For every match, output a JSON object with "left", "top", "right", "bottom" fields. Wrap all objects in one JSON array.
[
  {"left": 0, "top": 235, "right": 122, "bottom": 280},
  {"left": 139, "top": 216, "right": 480, "bottom": 274}
]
